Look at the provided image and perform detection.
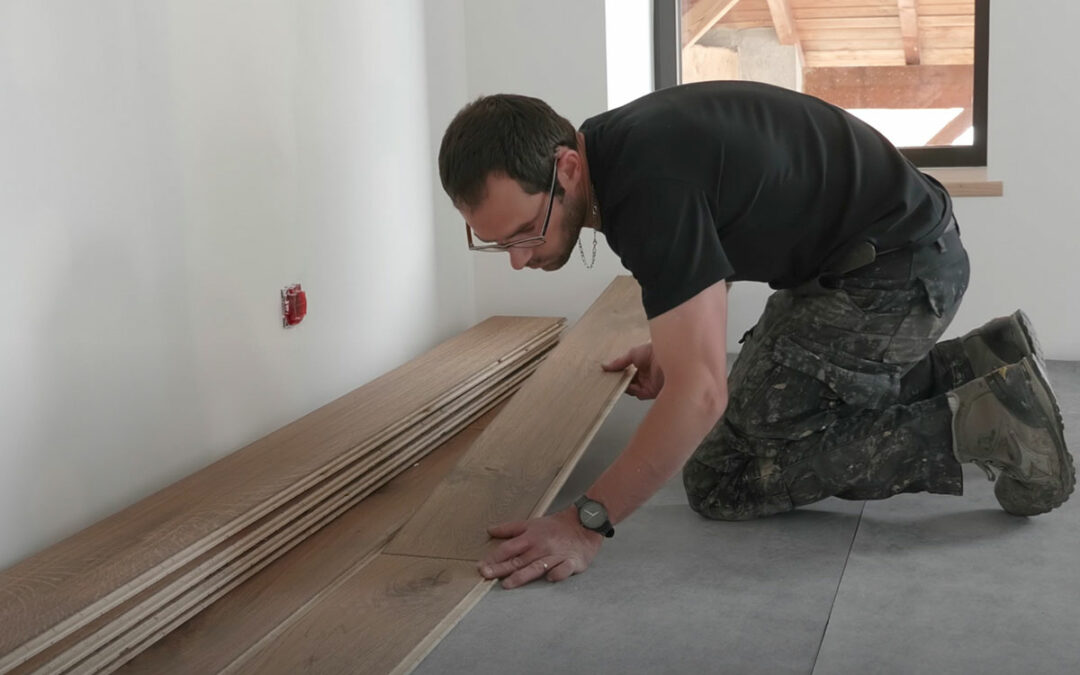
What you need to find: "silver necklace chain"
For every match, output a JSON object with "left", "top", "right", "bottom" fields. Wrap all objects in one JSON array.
[{"left": 579, "top": 196, "right": 599, "bottom": 269}]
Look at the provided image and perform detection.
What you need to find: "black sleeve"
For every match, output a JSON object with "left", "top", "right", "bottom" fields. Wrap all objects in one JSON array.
[{"left": 606, "top": 178, "right": 733, "bottom": 319}]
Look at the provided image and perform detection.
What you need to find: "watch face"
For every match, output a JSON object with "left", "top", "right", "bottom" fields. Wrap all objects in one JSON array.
[{"left": 579, "top": 500, "right": 607, "bottom": 528}]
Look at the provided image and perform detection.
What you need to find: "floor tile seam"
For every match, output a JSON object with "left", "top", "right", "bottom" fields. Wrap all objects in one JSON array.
[{"left": 809, "top": 499, "right": 866, "bottom": 675}]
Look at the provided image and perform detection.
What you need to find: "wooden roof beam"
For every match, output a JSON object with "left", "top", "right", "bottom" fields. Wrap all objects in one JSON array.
[
  {"left": 682, "top": 0, "right": 743, "bottom": 49},
  {"left": 927, "top": 107, "right": 973, "bottom": 146},
  {"left": 898, "top": 0, "right": 921, "bottom": 65},
  {"left": 764, "top": 0, "right": 805, "bottom": 66}
]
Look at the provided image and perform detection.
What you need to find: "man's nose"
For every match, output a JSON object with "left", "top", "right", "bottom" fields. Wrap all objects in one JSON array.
[{"left": 508, "top": 247, "right": 531, "bottom": 270}]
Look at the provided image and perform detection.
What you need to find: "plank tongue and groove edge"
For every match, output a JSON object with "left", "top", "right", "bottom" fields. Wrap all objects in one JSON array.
[
  {"left": 386, "top": 276, "right": 648, "bottom": 561},
  {"left": 233, "top": 276, "right": 648, "bottom": 675},
  {"left": 0, "top": 316, "right": 563, "bottom": 672},
  {"left": 14, "top": 352, "right": 551, "bottom": 675}
]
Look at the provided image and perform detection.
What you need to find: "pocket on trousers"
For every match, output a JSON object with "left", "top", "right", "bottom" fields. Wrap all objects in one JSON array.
[
  {"left": 839, "top": 284, "right": 922, "bottom": 316},
  {"left": 772, "top": 334, "right": 903, "bottom": 410}
]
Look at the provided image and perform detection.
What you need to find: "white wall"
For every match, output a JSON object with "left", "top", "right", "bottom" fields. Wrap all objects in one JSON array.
[
  {"left": 423, "top": 0, "right": 475, "bottom": 339},
  {"left": 0, "top": 0, "right": 474, "bottom": 569},
  {"left": 943, "top": 0, "right": 1080, "bottom": 359},
  {"left": 461, "top": 0, "right": 624, "bottom": 326}
]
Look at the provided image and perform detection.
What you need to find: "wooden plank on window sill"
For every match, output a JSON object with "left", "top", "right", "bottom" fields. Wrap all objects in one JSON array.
[{"left": 923, "top": 167, "right": 1004, "bottom": 197}]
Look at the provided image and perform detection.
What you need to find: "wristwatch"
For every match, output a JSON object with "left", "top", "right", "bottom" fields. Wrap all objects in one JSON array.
[{"left": 574, "top": 495, "right": 615, "bottom": 538}]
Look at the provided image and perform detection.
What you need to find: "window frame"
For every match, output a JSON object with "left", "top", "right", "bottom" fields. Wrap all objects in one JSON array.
[{"left": 653, "top": 0, "right": 990, "bottom": 168}]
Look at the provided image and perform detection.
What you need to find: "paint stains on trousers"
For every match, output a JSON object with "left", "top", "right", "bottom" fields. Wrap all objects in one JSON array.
[{"left": 684, "top": 227, "right": 971, "bottom": 521}]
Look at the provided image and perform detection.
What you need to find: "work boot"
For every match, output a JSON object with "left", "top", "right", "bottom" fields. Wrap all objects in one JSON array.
[
  {"left": 957, "top": 309, "right": 1047, "bottom": 379},
  {"left": 946, "top": 358, "right": 1074, "bottom": 516}
]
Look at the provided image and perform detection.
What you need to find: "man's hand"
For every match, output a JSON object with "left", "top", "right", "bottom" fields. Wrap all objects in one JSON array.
[
  {"left": 603, "top": 342, "right": 665, "bottom": 400},
  {"left": 478, "top": 508, "right": 603, "bottom": 589}
]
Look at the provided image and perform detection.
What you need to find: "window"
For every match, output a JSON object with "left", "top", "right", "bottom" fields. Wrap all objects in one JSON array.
[{"left": 654, "top": 0, "right": 989, "bottom": 167}]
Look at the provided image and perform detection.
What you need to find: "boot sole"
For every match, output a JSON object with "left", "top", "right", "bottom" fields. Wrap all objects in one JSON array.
[
  {"left": 1013, "top": 309, "right": 1049, "bottom": 385},
  {"left": 999, "top": 357, "right": 1075, "bottom": 515},
  {"left": 1011, "top": 310, "right": 1071, "bottom": 508}
]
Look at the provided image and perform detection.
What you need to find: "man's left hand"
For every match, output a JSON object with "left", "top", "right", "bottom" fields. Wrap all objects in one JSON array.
[{"left": 479, "top": 507, "right": 603, "bottom": 589}]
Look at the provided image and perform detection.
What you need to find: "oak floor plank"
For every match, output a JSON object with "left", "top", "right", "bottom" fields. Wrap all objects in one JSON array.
[
  {"left": 0, "top": 317, "right": 562, "bottom": 672},
  {"left": 77, "top": 366, "right": 538, "bottom": 675},
  {"left": 386, "top": 277, "right": 647, "bottom": 561},
  {"left": 230, "top": 277, "right": 644, "bottom": 675},
  {"left": 110, "top": 405, "right": 506, "bottom": 675},
  {"left": 18, "top": 365, "right": 540, "bottom": 675},
  {"left": 230, "top": 555, "right": 482, "bottom": 675},
  {"left": 21, "top": 351, "right": 550, "bottom": 674}
]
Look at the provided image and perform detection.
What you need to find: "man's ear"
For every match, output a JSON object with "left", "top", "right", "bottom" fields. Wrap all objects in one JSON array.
[{"left": 556, "top": 147, "right": 584, "bottom": 191}]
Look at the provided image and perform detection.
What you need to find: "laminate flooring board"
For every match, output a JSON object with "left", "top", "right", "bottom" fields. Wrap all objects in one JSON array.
[
  {"left": 0, "top": 317, "right": 562, "bottom": 672},
  {"left": 11, "top": 354, "right": 550, "bottom": 675},
  {"left": 227, "top": 342, "right": 635, "bottom": 675},
  {"left": 114, "top": 404, "right": 508, "bottom": 675},
  {"left": 130, "top": 279, "right": 633, "bottom": 675},
  {"left": 230, "top": 555, "right": 484, "bottom": 675},
  {"left": 386, "top": 277, "right": 648, "bottom": 561},
  {"left": 91, "top": 377, "right": 533, "bottom": 675},
  {"left": 48, "top": 371, "right": 541, "bottom": 675}
]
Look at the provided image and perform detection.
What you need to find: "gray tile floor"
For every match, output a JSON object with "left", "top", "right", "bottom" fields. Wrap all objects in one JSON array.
[{"left": 416, "top": 361, "right": 1080, "bottom": 675}]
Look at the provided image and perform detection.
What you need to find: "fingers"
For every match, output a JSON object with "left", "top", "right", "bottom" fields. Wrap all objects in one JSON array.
[
  {"left": 487, "top": 520, "right": 528, "bottom": 538},
  {"left": 479, "top": 536, "right": 532, "bottom": 577},
  {"left": 626, "top": 381, "right": 658, "bottom": 400},
  {"left": 502, "top": 557, "right": 556, "bottom": 590},
  {"left": 602, "top": 351, "right": 633, "bottom": 372},
  {"left": 546, "top": 560, "right": 576, "bottom": 583},
  {"left": 482, "top": 553, "right": 531, "bottom": 581}
]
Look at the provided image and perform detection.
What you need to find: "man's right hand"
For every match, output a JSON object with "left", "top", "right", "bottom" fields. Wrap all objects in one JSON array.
[{"left": 603, "top": 342, "right": 665, "bottom": 400}]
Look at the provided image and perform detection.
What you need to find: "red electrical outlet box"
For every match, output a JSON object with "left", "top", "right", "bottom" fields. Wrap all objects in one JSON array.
[{"left": 282, "top": 284, "right": 307, "bottom": 327}]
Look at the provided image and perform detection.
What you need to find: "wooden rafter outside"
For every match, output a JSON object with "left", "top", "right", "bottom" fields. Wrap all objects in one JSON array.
[
  {"left": 682, "top": 0, "right": 743, "bottom": 48},
  {"left": 898, "top": 0, "right": 921, "bottom": 65},
  {"left": 927, "top": 107, "right": 973, "bottom": 146},
  {"left": 716, "top": 0, "right": 975, "bottom": 69},
  {"left": 764, "top": 0, "right": 806, "bottom": 67},
  {"left": 764, "top": 0, "right": 798, "bottom": 45}
]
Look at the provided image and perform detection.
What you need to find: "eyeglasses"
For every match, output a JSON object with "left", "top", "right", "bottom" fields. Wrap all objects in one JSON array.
[{"left": 465, "top": 157, "right": 558, "bottom": 252}]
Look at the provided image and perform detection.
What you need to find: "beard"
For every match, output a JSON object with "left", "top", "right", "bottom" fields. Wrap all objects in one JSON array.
[{"left": 542, "top": 190, "right": 589, "bottom": 271}]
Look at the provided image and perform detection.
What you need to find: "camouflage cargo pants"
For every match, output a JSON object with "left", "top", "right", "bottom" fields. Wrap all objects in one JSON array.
[{"left": 684, "top": 224, "right": 972, "bottom": 520}]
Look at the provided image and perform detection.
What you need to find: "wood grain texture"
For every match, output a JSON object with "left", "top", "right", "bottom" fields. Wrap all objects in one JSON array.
[
  {"left": 230, "top": 555, "right": 483, "bottom": 675},
  {"left": 681, "top": 0, "right": 742, "bottom": 48},
  {"left": 0, "top": 317, "right": 562, "bottom": 672},
  {"left": 112, "top": 404, "right": 506, "bottom": 675},
  {"left": 26, "top": 355, "right": 547, "bottom": 675},
  {"left": 77, "top": 367, "right": 538, "bottom": 675},
  {"left": 386, "top": 276, "right": 648, "bottom": 562},
  {"left": 225, "top": 277, "right": 645, "bottom": 675}
]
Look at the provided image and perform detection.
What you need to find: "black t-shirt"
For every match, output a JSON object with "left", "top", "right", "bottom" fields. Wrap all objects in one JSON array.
[{"left": 580, "top": 81, "right": 952, "bottom": 319}]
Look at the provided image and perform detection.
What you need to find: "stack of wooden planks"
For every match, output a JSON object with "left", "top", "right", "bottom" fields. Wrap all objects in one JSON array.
[
  {"left": 0, "top": 315, "right": 565, "bottom": 675},
  {"left": 123, "top": 275, "right": 650, "bottom": 675}
]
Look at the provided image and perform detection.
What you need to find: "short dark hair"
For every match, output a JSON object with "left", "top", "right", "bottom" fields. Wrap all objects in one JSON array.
[{"left": 438, "top": 94, "right": 578, "bottom": 210}]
